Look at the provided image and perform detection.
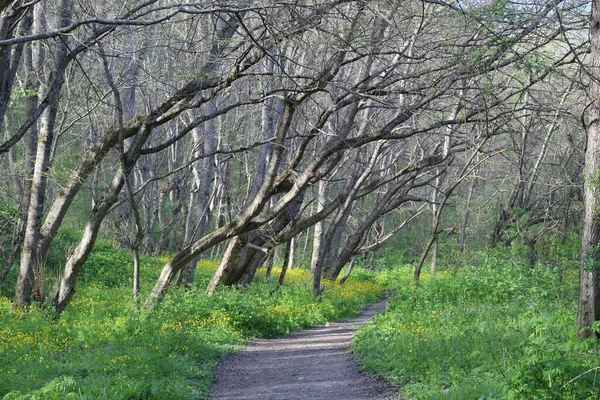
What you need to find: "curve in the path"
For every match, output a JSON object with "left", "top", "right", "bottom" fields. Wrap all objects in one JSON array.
[{"left": 208, "top": 298, "right": 389, "bottom": 400}]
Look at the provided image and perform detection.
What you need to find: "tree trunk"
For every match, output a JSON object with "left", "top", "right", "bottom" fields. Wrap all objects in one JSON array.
[
  {"left": 15, "top": 0, "right": 71, "bottom": 306},
  {"left": 238, "top": 250, "right": 269, "bottom": 286},
  {"left": 430, "top": 169, "right": 442, "bottom": 274},
  {"left": 2, "top": 5, "right": 40, "bottom": 287},
  {"left": 577, "top": 0, "right": 600, "bottom": 338},
  {"left": 182, "top": 99, "right": 218, "bottom": 286},
  {"left": 286, "top": 237, "right": 295, "bottom": 271},
  {"left": 53, "top": 172, "right": 126, "bottom": 313},
  {"left": 277, "top": 238, "right": 294, "bottom": 287},
  {"left": 339, "top": 255, "right": 357, "bottom": 285},
  {"left": 525, "top": 238, "right": 536, "bottom": 269},
  {"left": 310, "top": 179, "right": 328, "bottom": 273},
  {"left": 265, "top": 250, "right": 275, "bottom": 278},
  {"left": 0, "top": 1, "right": 30, "bottom": 137},
  {"left": 414, "top": 139, "right": 487, "bottom": 283},
  {"left": 459, "top": 178, "right": 475, "bottom": 252},
  {"left": 206, "top": 237, "right": 243, "bottom": 296}
]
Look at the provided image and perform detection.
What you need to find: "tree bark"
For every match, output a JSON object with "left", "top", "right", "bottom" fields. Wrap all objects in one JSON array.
[
  {"left": 310, "top": 179, "right": 328, "bottom": 273},
  {"left": 339, "top": 255, "right": 357, "bottom": 285},
  {"left": 15, "top": 0, "right": 71, "bottom": 306},
  {"left": 459, "top": 178, "right": 475, "bottom": 252},
  {"left": 206, "top": 236, "right": 243, "bottom": 296},
  {"left": 0, "top": 0, "right": 30, "bottom": 137},
  {"left": 277, "top": 238, "right": 294, "bottom": 287},
  {"left": 577, "top": 0, "right": 600, "bottom": 336}
]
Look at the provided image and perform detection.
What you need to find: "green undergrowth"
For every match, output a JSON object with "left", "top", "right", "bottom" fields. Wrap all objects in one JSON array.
[
  {"left": 0, "top": 243, "right": 384, "bottom": 399},
  {"left": 353, "top": 248, "right": 600, "bottom": 399}
]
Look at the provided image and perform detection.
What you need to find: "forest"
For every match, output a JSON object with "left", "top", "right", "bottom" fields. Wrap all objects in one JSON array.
[{"left": 0, "top": 0, "right": 599, "bottom": 398}]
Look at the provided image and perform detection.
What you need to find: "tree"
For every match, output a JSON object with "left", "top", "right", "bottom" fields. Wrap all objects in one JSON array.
[
  {"left": 15, "top": 0, "right": 72, "bottom": 306},
  {"left": 0, "top": 0, "right": 589, "bottom": 315},
  {"left": 577, "top": 0, "right": 600, "bottom": 339}
]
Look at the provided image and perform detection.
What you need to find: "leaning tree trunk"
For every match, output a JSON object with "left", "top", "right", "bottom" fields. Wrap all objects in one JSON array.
[
  {"left": 206, "top": 237, "right": 243, "bottom": 296},
  {"left": 53, "top": 171, "right": 127, "bottom": 313},
  {"left": 222, "top": 190, "right": 304, "bottom": 287},
  {"left": 327, "top": 175, "right": 416, "bottom": 282},
  {"left": 339, "top": 255, "right": 357, "bottom": 285}
]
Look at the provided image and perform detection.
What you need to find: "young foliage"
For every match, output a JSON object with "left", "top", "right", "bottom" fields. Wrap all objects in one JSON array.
[
  {"left": 0, "top": 247, "right": 383, "bottom": 399},
  {"left": 353, "top": 247, "right": 599, "bottom": 399}
]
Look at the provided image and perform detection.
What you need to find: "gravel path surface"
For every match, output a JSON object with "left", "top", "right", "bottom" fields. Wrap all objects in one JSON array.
[{"left": 208, "top": 298, "right": 391, "bottom": 400}]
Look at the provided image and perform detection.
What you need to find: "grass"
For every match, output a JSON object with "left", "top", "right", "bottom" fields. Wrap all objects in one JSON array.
[
  {"left": 352, "top": 247, "right": 600, "bottom": 399},
  {"left": 0, "top": 242, "right": 384, "bottom": 399},
  {"left": 8, "top": 236, "right": 597, "bottom": 399}
]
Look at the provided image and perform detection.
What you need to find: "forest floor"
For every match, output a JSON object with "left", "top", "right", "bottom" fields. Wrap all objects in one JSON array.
[{"left": 208, "top": 298, "right": 395, "bottom": 400}]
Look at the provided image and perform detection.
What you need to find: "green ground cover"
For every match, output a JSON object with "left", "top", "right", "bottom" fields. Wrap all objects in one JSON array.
[
  {"left": 0, "top": 243, "right": 384, "bottom": 399},
  {"left": 353, "top": 247, "right": 600, "bottom": 399}
]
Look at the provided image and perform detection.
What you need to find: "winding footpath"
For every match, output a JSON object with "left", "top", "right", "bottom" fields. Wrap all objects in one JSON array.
[{"left": 208, "top": 298, "right": 391, "bottom": 400}]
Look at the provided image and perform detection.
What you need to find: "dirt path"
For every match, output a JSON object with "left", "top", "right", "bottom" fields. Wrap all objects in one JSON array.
[{"left": 208, "top": 298, "right": 391, "bottom": 400}]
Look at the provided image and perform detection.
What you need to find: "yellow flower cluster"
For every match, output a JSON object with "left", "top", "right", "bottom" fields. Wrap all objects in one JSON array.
[
  {"left": 335, "top": 280, "right": 383, "bottom": 298},
  {"left": 262, "top": 267, "right": 311, "bottom": 284},
  {"left": 196, "top": 259, "right": 220, "bottom": 273},
  {"left": 160, "top": 319, "right": 186, "bottom": 333}
]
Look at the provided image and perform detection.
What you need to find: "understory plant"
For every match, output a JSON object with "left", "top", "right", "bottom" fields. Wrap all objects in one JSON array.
[
  {"left": 0, "top": 243, "right": 383, "bottom": 400},
  {"left": 353, "top": 246, "right": 599, "bottom": 399}
]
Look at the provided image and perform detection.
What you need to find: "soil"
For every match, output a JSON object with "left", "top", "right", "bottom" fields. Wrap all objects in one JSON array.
[{"left": 208, "top": 298, "right": 394, "bottom": 400}]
